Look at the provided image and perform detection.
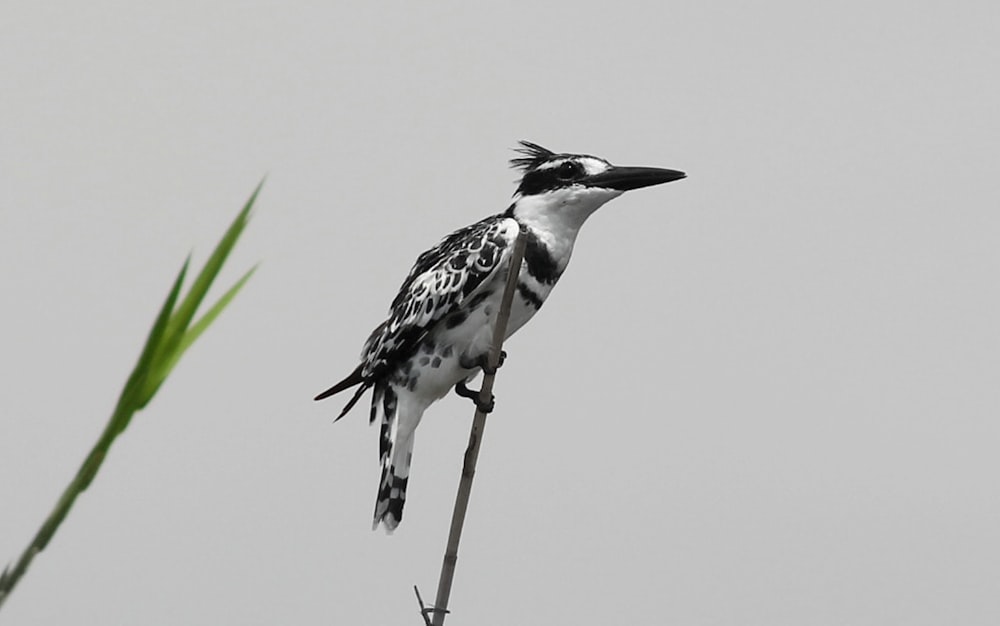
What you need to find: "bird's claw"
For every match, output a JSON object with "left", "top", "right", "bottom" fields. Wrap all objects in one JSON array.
[
  {"left": 454, "top": 381, "right": 496, "bottom": 414},
  {"left": 460, "top": 350, "right": 506, "bottom": 375}
]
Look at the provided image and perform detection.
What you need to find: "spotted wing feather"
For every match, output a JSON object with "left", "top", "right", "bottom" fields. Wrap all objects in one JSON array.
[{"left": 360, "top": 215, "right": 518, "bottom": 379}]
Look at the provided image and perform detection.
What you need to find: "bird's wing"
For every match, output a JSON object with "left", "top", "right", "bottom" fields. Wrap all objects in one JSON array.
[{"left": 360, "top": 215, "right": 520, "bottom": 377}]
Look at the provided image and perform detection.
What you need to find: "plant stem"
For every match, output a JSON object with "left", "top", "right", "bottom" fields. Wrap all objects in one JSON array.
[{"left": 430, "top": 227, "right": 527, "bottom": 626}]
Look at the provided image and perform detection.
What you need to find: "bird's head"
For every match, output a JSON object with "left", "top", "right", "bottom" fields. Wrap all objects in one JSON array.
[{"left": 509, "top": 141, "right": 685, "bottom": 234}]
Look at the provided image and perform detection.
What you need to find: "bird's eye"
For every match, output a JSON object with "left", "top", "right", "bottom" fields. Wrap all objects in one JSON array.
[{"left": 556, "top": 161, "right": 579, "bottom": 180}]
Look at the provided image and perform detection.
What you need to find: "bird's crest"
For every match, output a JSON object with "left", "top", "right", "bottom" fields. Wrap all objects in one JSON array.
[{"left": 510, "top": 141, "right": 556, "bottom": 172}]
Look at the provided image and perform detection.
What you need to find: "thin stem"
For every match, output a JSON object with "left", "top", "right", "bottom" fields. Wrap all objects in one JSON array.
[
  {"left": 429, "top": 227, "right": 527, "bottom": 626},
  {"left": 0, "top": 402, "right": 132, "bottom": 608}
]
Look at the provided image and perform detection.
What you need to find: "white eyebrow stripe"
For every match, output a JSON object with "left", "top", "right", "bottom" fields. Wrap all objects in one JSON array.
[{"left": 535, "top": 156, "right": 611, "bottom": 175}]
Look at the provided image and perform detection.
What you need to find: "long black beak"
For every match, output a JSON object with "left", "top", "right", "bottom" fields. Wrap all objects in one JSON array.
[{"left": 584, "top": 165, "right": 686, "bottom": 192}]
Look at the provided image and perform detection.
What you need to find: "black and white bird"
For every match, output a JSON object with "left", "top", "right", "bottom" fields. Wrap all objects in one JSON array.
[{"left": 316, "top": 141, "right": 685, "bottom": 531}]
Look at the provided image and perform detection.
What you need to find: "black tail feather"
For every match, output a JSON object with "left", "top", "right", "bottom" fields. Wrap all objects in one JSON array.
[
  {"left": 315, "top": 364, "right": 372, "bottom": 420},
  {"left": 334, "top": 383, "right": 370, "bottom": 422},
  {"left": 314, "top": 363, "right": 364, "bottom": 401}
]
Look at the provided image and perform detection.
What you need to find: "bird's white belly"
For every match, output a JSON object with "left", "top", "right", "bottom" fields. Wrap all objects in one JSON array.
[{"left": 399, "top": 282, "right": 545, "bottom": 403}]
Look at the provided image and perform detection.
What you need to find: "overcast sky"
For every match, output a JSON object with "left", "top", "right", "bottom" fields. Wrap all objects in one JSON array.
[{"left": 2, "top": 1, "right": 999, "bottom": 624}]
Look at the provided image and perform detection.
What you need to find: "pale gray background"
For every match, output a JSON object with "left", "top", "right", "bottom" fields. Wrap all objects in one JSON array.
[{"left": 2, "top": 1, "right": 998, "bottom": 624}]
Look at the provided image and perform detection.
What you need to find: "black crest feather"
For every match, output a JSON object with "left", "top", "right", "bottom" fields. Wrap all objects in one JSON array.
[{"left": 510, "top": 141, "right": 556, "bottom": 172}]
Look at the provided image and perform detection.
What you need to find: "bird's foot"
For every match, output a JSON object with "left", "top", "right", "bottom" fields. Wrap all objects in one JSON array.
[
  {"left": 460, "top": 350, "right": 507, "bottom": 375},
  {"left": 454, "top": 381, "right": 495, "bottom": 414}
]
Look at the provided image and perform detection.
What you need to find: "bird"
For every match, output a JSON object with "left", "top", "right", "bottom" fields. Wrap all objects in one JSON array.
[{"left": 315, "top": 141, "right": 685, "bottom": 532}]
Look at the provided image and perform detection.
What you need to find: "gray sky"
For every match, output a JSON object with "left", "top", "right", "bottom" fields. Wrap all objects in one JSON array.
[{"left": 2, "top": 1, "right": 998, "bottom": 624}]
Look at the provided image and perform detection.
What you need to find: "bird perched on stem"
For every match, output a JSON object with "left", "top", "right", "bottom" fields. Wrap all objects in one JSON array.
[{"left": 316, "top": 141, "right": 685, "bottom": 531}]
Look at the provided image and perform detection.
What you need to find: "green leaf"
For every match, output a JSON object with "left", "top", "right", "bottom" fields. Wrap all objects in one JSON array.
[
  {"left": 140, "top": 181, "right": 261, "bottom": 404},
  {"left": 0, "top": 181, "right": 262, "bottom": 611},
  {"left": 115, "top": 257, "right": 189, "bottom": 424},
  {"left": 181, "top": 264, "right": 258, "bottom": 356},
  {"left": 149, "top": 264, "right": 258, "bottom": 400}
]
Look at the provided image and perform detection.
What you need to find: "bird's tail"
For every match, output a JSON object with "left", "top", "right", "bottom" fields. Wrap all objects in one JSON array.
[
  {"left": 314, "top": 363, "right": 370, "bottom": 421},
  {"left": 372, "top": 386, "right": 414, "bottom": 532}
]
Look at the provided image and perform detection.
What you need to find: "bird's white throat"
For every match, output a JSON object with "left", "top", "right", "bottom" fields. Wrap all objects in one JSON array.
[{"left": 511, "top": 186, "right": 623, "bottom": 262}]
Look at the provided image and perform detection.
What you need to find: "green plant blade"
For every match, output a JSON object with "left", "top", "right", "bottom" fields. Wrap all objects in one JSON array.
[
  {"left": 115, "top": 257, "right": 190, "bottom": 423},
  {"left": 147, "top": 264, "right": 258, "bottom": 401},
  {"left": 160, "top": 182, "right": 260, "bottom": 357},
  {"left": 0, "top": 181, "right": 261, "bottom": 611},
  {"left": 143, "top": 183, "right": 261, "bottom": 404},
  {"left": 182, "top": 264, "right": 258, "bottom": 354}
]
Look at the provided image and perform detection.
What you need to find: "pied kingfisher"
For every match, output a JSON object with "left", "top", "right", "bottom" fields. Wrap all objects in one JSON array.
[{"left": 316, "top": 141, "right": 685, "bottom": 531}]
